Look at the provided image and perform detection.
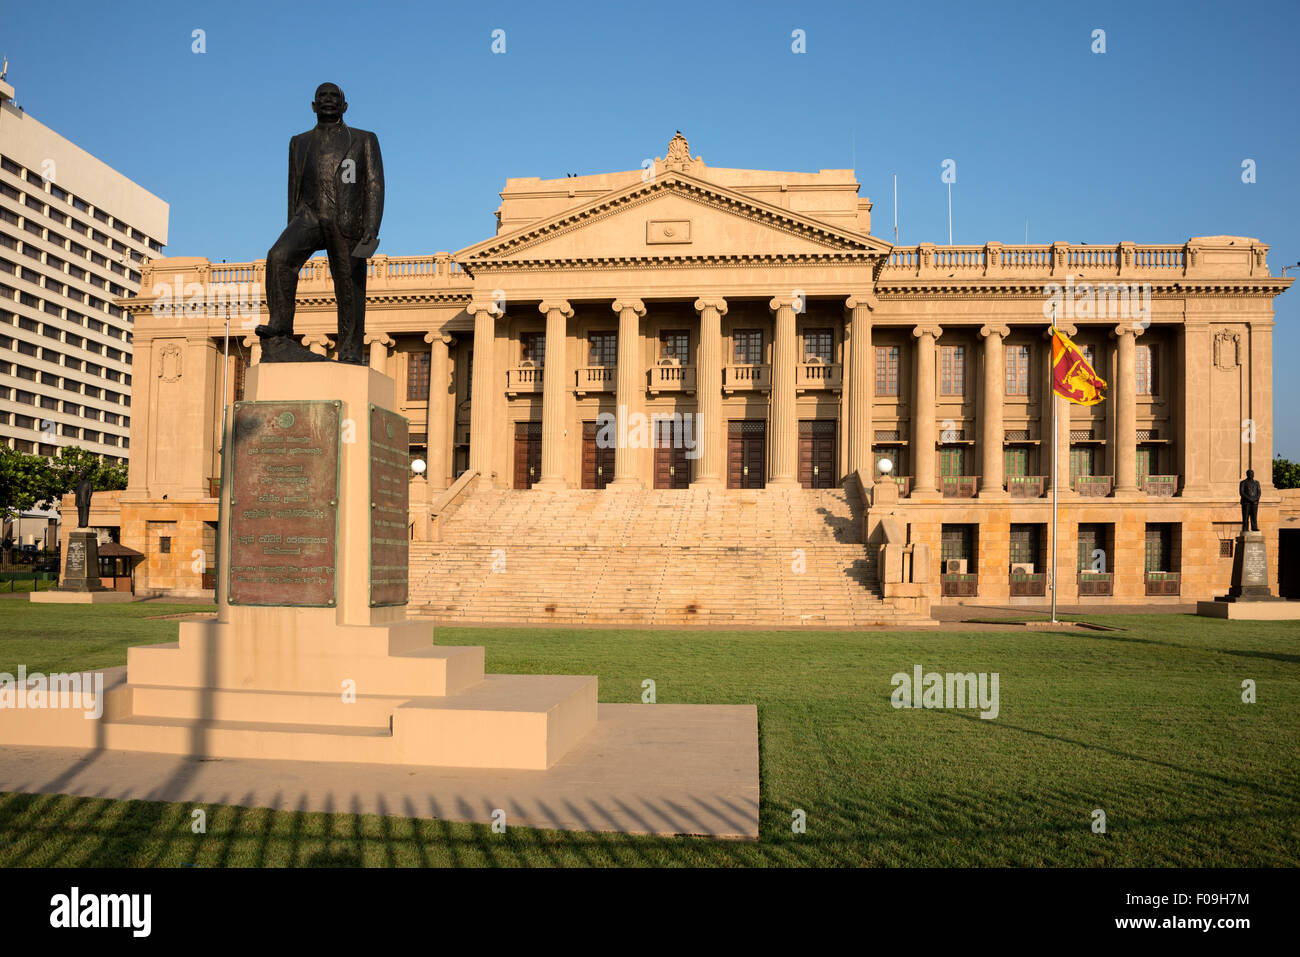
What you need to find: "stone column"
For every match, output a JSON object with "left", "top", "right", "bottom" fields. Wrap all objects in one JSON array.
[
  {"left": 242, "top": 335, "right": 261, "bottom": 365},
  {"left": 1248, "top": 321, "right": 1275, "bottom": 494},
  {"left": 424, "top": 331, "right": 453, "bottom": 491},
  {"left": 536, "top": 300, "right": 573, "bottom": 490},
  {"left": 979, "top": 324, "right": 1010, "bottom": 498},
  {"left": 911, "top": 325, "right": 942, "bottom": 497},
  {"left": 767, "top": 297, "right": 799, "bottom": 487},
  {"left": 611, "top": 298, "right": 646, "bottom": 487},
  {"left": 365, "top": 333, "right": 393, "bottom": 373},
  {"left": 692, "top": 298, "right": 727, "bottom": 487},
  {"left": 1113, "top": 323, "right": 1142, "bottom": 493},
  {"left": 844, "top": 294, "right": 875, "bottom": 481},
  {"left": 1179, "top": 324, "right": 1211, "bottom": 497},
  {"left": 466, "top": 301, "right": 502, "bottom": 481}
]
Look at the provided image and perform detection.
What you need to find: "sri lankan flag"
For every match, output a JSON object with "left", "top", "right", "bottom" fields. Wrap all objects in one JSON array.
[{"left": 1050, "top": 326, "right": 1107, "bottom": 406}]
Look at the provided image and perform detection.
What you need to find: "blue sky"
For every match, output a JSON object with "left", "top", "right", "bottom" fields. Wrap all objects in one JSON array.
[{"left": 6, "top": 0, "right": 1299, "bottom": 451}]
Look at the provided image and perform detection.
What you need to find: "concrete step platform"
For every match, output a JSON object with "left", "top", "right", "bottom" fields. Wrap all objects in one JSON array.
[{"left": 0, "top": 703, "right": 759, "bottom": 839}]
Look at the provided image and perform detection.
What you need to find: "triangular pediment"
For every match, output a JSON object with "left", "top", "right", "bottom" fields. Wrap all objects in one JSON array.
[{"left": 454, "top": 170, "right": 892, "bottom": 270}]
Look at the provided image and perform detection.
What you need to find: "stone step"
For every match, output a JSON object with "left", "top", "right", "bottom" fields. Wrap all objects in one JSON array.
[{"left": 89, "top": 673, "right": 597, "bottom": 769}]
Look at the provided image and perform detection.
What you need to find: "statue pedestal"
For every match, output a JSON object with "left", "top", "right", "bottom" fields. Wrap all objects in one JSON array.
[
  {"left": 29, "top": 530, "right": 133, "bottom": 603},
  {"left": 1197, "top": 531, "right": 1300, "bottom": 619}
]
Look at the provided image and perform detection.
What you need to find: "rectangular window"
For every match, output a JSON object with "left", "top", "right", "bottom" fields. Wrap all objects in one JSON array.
[
  {"left": 587, "top": 332, "right": 617, "bottom": 367},
  {"left": 1069, "top": 445, "right": 1095, "bottom": 481},
  {"left": 940, "top": 524, "right": 974, "bottom": 563},
  {"left": 1144, "top": 524, "right": 1172, "bottom": 572},
  {"left": 1006, "top": 345, "right": 1030, "bottom": 395},
  {"left": 1136, "top": 444, "right": 1158, "bottom": 483},
  {"left": 1136, "top": 344, "right": 1157, "bottom": 395},
  {"left": 940, "top": 344, "right": 965, "bottom": 395},
  {"left": 803, "top": 328, "right": 833, "bottom": 363},
  {"left": 406, "top": 350, "right": 430, "bottom": 401},
  {"left": 733, "top": 329, "right": 763, "bottom": 364},
  {"left": 875, "top": 345, "right": 899, "bottom": 396},
  {"left": 658, "top": 330, "right": 689, "bottom": 364},
  {"left": 521, "top": 332, "right": 545, "bottom": 366},
  {"left": 1009, "top": 525, "right": 1041, "bottom": 567},
  {"left": 1004, "top": 445, "right": 1030, "bottom": 478},
  {"left": 939, "top": 446, "right": 966, "bottom": 477}
]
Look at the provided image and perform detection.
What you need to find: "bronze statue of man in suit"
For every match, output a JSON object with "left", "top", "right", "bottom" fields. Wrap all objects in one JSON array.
[
  {"left": 1240, "top": 469, "right": 1261, "bottom": 533},
  {"left": 74, "top": 469, "right": 94, "bottom": 529},
  {"left": 255, "top": 82, "right": 384, "bottom": 364}
]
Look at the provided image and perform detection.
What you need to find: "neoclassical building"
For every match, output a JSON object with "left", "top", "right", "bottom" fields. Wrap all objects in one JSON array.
[{"left": 111, "top": 134, "right": 1291, "bottom": 616}]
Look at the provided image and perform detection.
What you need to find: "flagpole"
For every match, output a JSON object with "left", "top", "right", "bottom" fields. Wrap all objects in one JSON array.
[{"left": 1050, "top": 308, "right": 1058, "bottom": 624}]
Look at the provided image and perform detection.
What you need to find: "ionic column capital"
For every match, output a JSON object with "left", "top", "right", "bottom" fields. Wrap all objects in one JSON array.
[
  {"left": 364, "top": 332, "right": 395, "bottom": 347},
  {"left": 611, "top": 298, "right": 646, "bottom": 317},
  {"left": 912, "top": 324, "right": 942, "bottom": 341},
  {"left": 979, "top": 323, "right": 1011, "bottom": 339},
  {"left": 538, "top": 300, "right": 573, "bottom": 318},
  {"left": 768, "top": 296, "right": 800, "bottom": 313},
  {"left": 302, "top": 334, "right": 333, "bottom": 355},
  {"left": 693, "top": 298, "right": 728, "bottom": 316},
  {"left": 844, "top": 292, "right": 879, "bottom": 313},
  {"left": 1111, "top": 322, "right": 1146, "bottom": 339},
  {"left": 1043, "top": 321, "right": 1078, "bottom": 339},
  {"left": 423, "top": 330, "right": 454, "bottom": 346},
  {"left": 466, "top": 300, "right": 504, "bottom": 319}
]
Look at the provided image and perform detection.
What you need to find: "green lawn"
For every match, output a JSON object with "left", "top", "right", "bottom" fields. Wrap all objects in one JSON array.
[{"left": 0, "top": 603, "right": 1297, "bottom": 866}]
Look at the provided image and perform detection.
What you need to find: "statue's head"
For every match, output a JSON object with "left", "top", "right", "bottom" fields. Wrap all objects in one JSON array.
[
  {"left": 312, "top": 83, "right": 346, "bottom": 123},
  {"left": 1247, "top": 469, "right": 1255, "bottom": 480}
]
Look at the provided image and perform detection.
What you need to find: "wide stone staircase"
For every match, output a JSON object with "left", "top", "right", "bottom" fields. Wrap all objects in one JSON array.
[{"left": 409, "top": 487, "right": 931, "bottom": 627}]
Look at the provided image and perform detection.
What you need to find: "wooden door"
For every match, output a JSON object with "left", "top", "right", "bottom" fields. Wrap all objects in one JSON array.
[
  {"left": 653, "top": 420, "right": 690, "bottom": 488},
  {"left": 798, "top": 420, "right": 836, "bottom": 488},
  {"left": 727, "top": 420, "right": 765, "bottom": 489},
  {"left": 513, "top": 421, "right": 542, "bottom": 489},
  {"left": 581, "top": 421, "right": 615, "bottom": 489}
]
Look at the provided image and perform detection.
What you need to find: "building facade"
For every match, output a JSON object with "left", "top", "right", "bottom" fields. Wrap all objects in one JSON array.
[{"left": 116, "top": 134, "right": 1291, "bottom": 610}]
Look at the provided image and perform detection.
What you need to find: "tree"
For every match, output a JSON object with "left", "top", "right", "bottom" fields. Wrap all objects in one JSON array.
[
  {"left": 0, "top": 447, "right": 54, "bottom": 563},
  {"left": 1275, "top": 455, "right": 1300, "bottom": 490},
  {"left": 41, "top": 445, "right": 128, "bottom": 509}
]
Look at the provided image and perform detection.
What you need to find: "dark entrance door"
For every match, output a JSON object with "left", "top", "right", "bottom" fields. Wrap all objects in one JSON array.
[
  {"left": 727, "top": 420, "right": 766, "bottom": 489},
  {"left": 1280, "top": 529, "right": 1300, "bottom": 599},
  {"left": 581, "top": 421, "right": 615, "bottom": 489},
  {"left": 513, "top": 421, "right": 542, "bottom": 489},
  {"left": 653, "top": 419, "right": 690, "bottom": 488},
  {"left": 798, "top": 420, "right": 836, "bottom": 488}
]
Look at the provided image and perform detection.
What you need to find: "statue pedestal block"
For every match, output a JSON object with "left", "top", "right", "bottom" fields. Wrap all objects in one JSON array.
[
  {"left": 6, "top": 362, "right": 600, "bottom": 770},
  {"left": 1197, "top": 530, "right": 1300, "bottom": 619},
  {"left": 60, "top": 530, "right": 105, "bottom": 592},
  {"left": 29, "top": 531, "right": 133, "bottom": 602}
]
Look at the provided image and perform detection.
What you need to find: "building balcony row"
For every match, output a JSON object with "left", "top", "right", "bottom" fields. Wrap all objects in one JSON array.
[
  {"left": 505, "top": 361, "right": 843, "bottom": 396},
  {"left": 883, "top": 473, "right": 1182, "bottom": 499}
]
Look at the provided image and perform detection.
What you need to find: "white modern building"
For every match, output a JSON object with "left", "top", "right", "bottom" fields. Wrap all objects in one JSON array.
[{"left": 0, "top": 76, "right": 169, "bottom": 469}]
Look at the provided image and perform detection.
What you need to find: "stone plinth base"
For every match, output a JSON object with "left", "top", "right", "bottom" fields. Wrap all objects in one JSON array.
[
  {"left": 1196, "top": 599, "right": 1300, "bottom": 620},
  {"left": 29, "top": 590, "right": 134, "bottom": 604}
]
